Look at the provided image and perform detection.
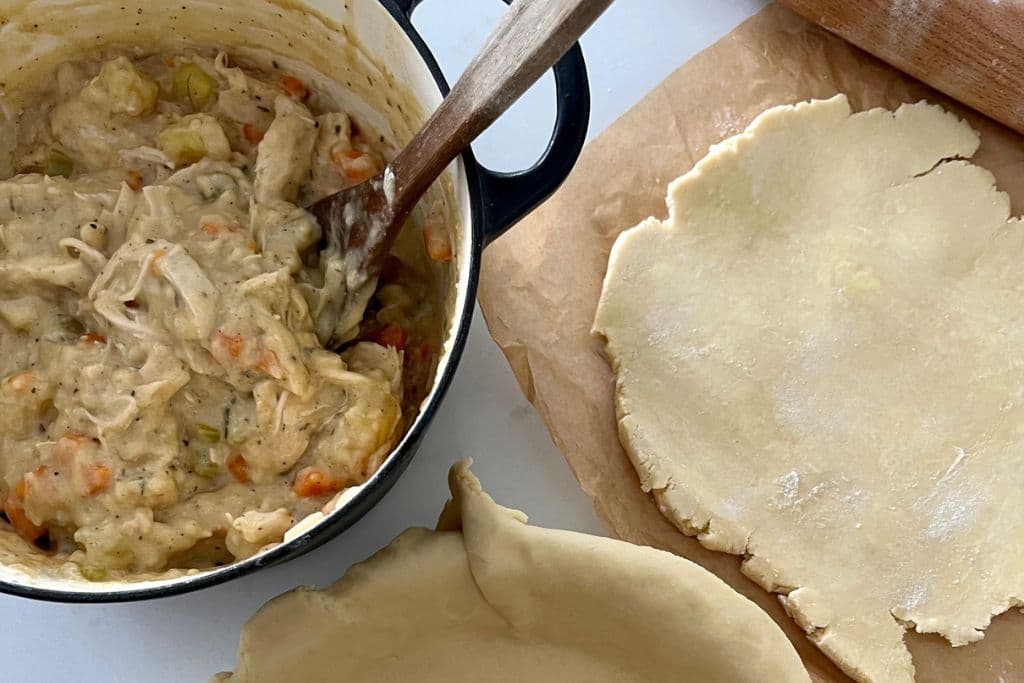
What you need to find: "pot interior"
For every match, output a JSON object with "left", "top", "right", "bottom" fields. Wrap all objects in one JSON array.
[{"left": 0, "top": 0, "right": 472, "bottom": 596}]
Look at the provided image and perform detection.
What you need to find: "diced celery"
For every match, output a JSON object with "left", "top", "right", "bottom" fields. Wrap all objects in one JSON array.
[
  {"left": 172, "top": 63, "right": 218, "bottom": 111},
  {"left": 79, "top": 565, "right": 108, "bottom": 582},
  {"left": 45, "top": 314, "right": 85, "bottom": 343},
  {"left": 157, "top": 114, "right": 231, "bottom": 167},
  {"left": 189, "top": 451, "right": 221, "bottom": 478},
  {"left": 195, "top": 423, "right": 221, "bottom": 443},
  {"left": 44, "top": 149, "right": 74, "bottom": 178},
  {"left": 61, "top": 316, "right": 86, "bottom": 336},
  {"left": 158, "top": 127, "right": 206, "bottom": 166}
]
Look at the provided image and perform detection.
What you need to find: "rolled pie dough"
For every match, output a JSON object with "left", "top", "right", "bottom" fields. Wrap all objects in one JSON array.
[
  {"left": 216, "top": 462, "right": 808, "bottom": 682},
  {"left": 593, "top": 95, "right": 1024, "bottom": 683}
]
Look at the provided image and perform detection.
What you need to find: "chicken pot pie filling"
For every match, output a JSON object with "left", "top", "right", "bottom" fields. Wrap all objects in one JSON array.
[{"left": 0, "top": 52, "right": 445, "bottom": 578}]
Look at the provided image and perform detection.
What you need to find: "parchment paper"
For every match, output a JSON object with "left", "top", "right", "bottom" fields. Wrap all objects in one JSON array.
[{"left": 477, "top": 5, "right": 1024, "bottom": 682}]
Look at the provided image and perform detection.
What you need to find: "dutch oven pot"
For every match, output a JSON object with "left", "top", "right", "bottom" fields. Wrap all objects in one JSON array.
[{"left": 0, "top": 0, "right": 589, "bottom": 601}]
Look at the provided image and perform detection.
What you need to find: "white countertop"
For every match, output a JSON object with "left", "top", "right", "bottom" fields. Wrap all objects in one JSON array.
[{"left": 1, "top": 1, "right": 765, "bottom": 680}]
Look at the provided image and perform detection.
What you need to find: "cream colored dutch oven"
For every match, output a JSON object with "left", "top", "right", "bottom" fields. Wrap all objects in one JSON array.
[{"left": 0, "top": 0, "right": 589, "bottom": 601}]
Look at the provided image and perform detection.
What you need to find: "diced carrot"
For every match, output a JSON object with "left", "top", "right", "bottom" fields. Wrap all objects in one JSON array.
[
  {"left": 329, "top": 147, "right": 357, "bottom": 164},
  {"left": 225, "top": 339, "right": 245, "bottom": 359},
  {"left": 3, "top": 370, "right": 38, "bottom": 392},
  {"left": 330, "top": 147, "right": 353, "bottom": 163},
  {"left": 350, "top": 133, "right": 372, "bottom": 153},
  {"left": 148, "top": 249, "right": 166, "bottom": 275},
  {"left": 55, "top": 432, "right": 93, "bottom": 460},
  {"left": 242, "top": 123, "right": 265, "bottom": 145},
  {"left": 226, "top": 453, "right": 250, "bottom": 483},
  {"left": 214, "top": 330, "right": 245, "bottom": 359},
  {"left": 281, "top": 76, "right": 309, "bottom": 101},
  {"left": 5, "top": 475, "right": 46, "bottom": 543},
  {"left": 292, "top": 466, "right": 343, "bottom": 497},
  {"left": 199, "top": 214, "right": 239, "bottom": 236},
  {"left": 256, "top": 346, "right": 283, "bottom": 378},
  {"left": 125, "top": 170, "right": 143, "bottom": 192},
  {"left": 79, "top": 333, "right": 107, "bottom": 346},
  {"left": 373, "top": 324, "right": 408, "bottom": 351},
  {"left": 422, "top": 218, "right": 453, "bottom": 262},
  {"left": 3, "top": 494, "right": 45, "bottom": 543},
  {"left": 330, "top": 144, "right": 378, "bottom": 185},
  {"left": 85, "top": 464, "right": 111, "bottom": 495}
]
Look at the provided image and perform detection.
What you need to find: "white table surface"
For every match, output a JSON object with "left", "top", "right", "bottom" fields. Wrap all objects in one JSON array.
[{"left": 1, "top": 1, "right": 766, "bottom": 680}]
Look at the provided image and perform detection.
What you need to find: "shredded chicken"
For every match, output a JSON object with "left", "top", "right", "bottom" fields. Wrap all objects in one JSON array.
[{"left": 0, "top": 52, "right": 404, "bottom": 574}]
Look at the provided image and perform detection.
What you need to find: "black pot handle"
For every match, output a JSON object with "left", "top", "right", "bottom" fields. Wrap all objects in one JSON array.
[
  {"left": 390, "top": 0, "right": 420, "bottom": 13},
  {"left": 393, "top": 0, "right": 591, "bottom": 247}
]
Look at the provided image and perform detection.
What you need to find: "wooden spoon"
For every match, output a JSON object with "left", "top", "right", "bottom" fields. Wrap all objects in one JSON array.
[{"left": 309, "top": 0, "right": 614, "bottom": 347}]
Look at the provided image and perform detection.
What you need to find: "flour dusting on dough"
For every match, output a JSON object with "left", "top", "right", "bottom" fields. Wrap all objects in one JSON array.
[{"left": 775, "top": 471, "right": 800, "bottom": 505}]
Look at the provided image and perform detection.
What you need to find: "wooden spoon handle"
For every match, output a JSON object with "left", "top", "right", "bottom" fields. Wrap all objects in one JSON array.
[
  {"left": 778, "top": 0, "right": 1024, "bottom": 134},
  {"left": 388, "top": 0, "right": 613, "bottom": 217}
]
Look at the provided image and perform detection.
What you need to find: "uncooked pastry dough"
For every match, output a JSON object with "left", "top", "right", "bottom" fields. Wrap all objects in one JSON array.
[
  {"left": 593, "top": 94, "right": 1024, "bottom": 683},
  {"left": 216, "top": 462, "right": 808, "bottom": 683}
]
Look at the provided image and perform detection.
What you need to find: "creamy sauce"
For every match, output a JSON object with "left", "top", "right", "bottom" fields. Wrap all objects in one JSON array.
[{"left": 0, "top": 52, "right": 418, "bottom": 576}]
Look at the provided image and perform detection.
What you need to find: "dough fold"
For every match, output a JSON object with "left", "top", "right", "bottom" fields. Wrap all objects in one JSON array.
[{"left": 218, "top": 461, "right": 808, "bottom": 683}]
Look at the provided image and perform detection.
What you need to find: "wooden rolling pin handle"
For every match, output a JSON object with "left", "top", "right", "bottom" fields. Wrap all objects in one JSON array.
[{"left": 777, "top": 0, "right": 1024, "bottom": 134}]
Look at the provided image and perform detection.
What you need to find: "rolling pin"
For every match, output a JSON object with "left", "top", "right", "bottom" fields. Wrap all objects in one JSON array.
[{"left": 777, "top": 0, "right": 1024, "bottom": 134}]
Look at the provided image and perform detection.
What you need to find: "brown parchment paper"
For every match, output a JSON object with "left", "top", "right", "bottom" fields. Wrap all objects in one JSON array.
[{"left": 477, "top": 5, "right": 1024, "bottom": 683}]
